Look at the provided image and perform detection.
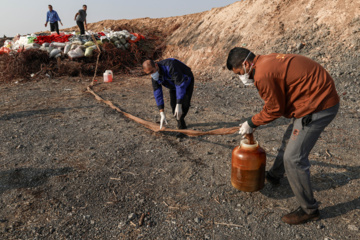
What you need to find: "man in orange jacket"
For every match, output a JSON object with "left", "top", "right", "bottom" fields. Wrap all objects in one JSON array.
[{"left": 226, "top": 47, "right": 339, "bottom": 225}]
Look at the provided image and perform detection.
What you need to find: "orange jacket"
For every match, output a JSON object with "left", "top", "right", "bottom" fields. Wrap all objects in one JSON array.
[{"left": 248, "top": 53, "right": 339, "bottom": 127}]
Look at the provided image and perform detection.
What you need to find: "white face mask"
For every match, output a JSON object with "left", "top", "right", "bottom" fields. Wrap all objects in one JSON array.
[
  {"left": 239, "top": 73, "right": 254, "bottom": 86},
  {"left": 151, "top": 71, "right": 160, "bottom": 81},
  {"left": 239, "top": 52, "right": 254, "bottom": 86}
]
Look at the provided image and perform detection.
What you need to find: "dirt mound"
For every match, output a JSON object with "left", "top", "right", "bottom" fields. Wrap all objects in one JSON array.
[
  {"left": 0, "top": 49, "right": 50, "bottom": 82},
  {"left": 69, "top": 0, "right": 359, "bottom": 79},
  {"left": 165, "top": 0, "right": 360, "bottom": 74}
]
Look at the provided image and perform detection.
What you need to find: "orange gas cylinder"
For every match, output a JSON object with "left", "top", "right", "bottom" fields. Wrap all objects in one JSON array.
[{"left": 231, "top": 134, "right": 266, "bottom": 192}]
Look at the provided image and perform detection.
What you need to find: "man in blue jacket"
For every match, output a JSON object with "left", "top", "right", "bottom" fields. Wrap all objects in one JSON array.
[
  {"left": 143, "top": 59, "right": 194, "bottom": 130},
  {"left": 45, "top": 5, "right": 63, "bottom": 35}
]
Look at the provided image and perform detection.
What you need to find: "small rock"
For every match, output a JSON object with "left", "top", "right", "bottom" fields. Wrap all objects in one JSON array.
[
  {"left": 16, "top": 144, "right": 25, "bottom": 149},
  {"left": 118, "top": 222, "right": 126, "bottom": 229},
  {"left": 128, "top": 213, "right": 136, "bottom": 221},
  {"left": 348, "top": 225, "right": 359, "bottom": 231},
  {"left": 194, "top": 217, "right": 202, "bottom": 223},
  {"left": 317, "top": 224, "right": 325, "bottom": 229},
  {"left": 90, "top": 220, "right": 95, "bottom": 225},
  {"left": 297, "top": 42, "right": 305, "bottom": 50}
]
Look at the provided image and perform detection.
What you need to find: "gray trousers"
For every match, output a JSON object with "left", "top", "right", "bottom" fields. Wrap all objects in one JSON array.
[{"left": 269, "top": 103, "right": 339, "bottom": 214}]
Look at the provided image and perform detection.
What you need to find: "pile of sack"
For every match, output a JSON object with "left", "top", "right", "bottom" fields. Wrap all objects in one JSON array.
[{"left": 0, "top": 29, "right": 145, "bottom": 59}]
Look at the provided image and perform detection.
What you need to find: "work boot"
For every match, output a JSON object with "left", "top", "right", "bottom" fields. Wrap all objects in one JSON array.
[
  {"left": 177, "top": 119, "right": 187, "bottom": 129},
  {"left": 281, "top": 207, "right": 320, "bottom": 225},
  {"left": 265, "top": 171, "right": 281, "bottom": 186}
]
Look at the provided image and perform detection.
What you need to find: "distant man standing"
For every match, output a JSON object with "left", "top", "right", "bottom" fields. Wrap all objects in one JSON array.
[
  {"left": 226, "top": 48, "right": 339, "bottom": 225},
  {"left": 45, "top": 5, "right": 63, "bottom": 35},
  {"left": 74, "top": 5, "right": 87, "bottom": 35},
  {"left": 143, "top": 59, "right": 195, "bottom": 130}
]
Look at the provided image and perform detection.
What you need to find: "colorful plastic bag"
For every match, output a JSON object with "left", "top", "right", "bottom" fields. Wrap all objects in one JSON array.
[{"left": 0, "top": 47, "right": 11, "bottom": 55}]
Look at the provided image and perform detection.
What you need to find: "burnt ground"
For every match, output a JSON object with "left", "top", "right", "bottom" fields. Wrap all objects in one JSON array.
[{"left": 0, "top": 73, "right": 359, "bottom": 239}]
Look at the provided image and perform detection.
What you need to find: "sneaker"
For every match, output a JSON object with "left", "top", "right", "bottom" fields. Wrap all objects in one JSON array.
[
  {"left": 281, "top": 207, "right": 320, "bottom": 225},
  {"left": 265, "top": 171, "right": 281, "bottom": 186}
]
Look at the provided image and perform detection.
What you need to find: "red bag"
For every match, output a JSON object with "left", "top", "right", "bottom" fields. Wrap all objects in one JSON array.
[
  {"left": 34, "top": 34, "right": 73, "bottom": 45},
  {"left": 0, "top": 47, "right": 11, "bottom": 55},
  {"left": 128, "top": 33, "right": 146, "bottom": 43}
]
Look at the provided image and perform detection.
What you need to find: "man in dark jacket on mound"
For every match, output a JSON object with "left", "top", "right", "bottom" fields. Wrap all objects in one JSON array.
[{"left": 143, "top": 59, "right": 194, "bottom": 130}]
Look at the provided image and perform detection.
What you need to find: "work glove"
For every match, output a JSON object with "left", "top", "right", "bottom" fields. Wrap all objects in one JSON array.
[
  {"left": 239, "top": 121, "right": 253, "bottom": 135},
  {"left": 174, "top": 104, "right": 183, "bottom": 120},
  {"left": 160, "top": 112, "right": 168, "bottom": 130}
]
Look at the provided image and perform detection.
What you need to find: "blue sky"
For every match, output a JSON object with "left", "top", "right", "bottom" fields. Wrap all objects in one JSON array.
[{"left": 0, "top": 0, "right": 238, "bottom": 37}]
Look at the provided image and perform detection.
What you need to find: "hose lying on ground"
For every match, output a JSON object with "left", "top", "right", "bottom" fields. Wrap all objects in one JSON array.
[{"left": 86, "top": 86, "right": 239, "bottom": 137}]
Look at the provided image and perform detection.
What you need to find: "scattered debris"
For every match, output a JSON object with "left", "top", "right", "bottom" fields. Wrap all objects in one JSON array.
[
  {"left": 214, "top": 222, "right": 244, "bottom": 228},
  {"left": 194, "top": 217, "right": 202, "bottom": 223},
  {"left": 138, "top": 213, "right": 145, "bottom": 226},
  {"left": 348, "top": 225, "right": 359, "bottom": 231},
  {"left": 326, "top": 150, "right": 332, "bottom": 157}
]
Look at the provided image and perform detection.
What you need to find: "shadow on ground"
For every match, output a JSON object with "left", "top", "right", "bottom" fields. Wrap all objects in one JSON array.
[
  {"left": 0, "top": 106, "right": 96, "bottom": 121},
  {"left": 259, "top": 162, "right": 360, "bottom": 219},
  {"left": 261, "top": 162, "right": 360, "bottom": 198},
  {"left": 0, "top": 167, "right": 72, "bottom": 195},
  {"left": 321, "top": 197, "right": 360, "bottom": 219}
]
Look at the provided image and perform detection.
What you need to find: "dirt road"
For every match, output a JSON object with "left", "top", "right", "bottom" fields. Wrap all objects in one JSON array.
[{"left": 0, "top": 74, "right": 359, "bottom": 239}]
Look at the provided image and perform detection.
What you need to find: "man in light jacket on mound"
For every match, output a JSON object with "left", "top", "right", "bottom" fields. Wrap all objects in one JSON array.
[
  {"left": 226, "top": 47, "right": 339, "bottom": 225},
  {"left": 143, "top": 59, "right": 194, "bottom": 130}
]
